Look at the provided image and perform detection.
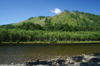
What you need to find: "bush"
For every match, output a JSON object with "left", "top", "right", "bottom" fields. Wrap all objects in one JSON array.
[
  {"left": 51, "top": 37, "right": 57, "bottom": 43},
  {"left": 10, "top": 41, "right": 12, "bottom": 43},
  {"left": 49, "top": 38, "right": 52, "bottom": 42},
  {"left": 16, "top": 40, "right": 19, "bottom": 43}
]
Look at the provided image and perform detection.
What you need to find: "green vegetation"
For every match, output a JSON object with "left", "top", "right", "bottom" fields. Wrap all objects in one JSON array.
[
  {"left": 11, "top": 10, "right": 100, "bottom": 27},
  {"left": 1, "top": 10, "right": 100, "bottom": 44},
  {"left": 0, "top": 24, "right": 15, "bottom": 29},
  {"left": 0, "top": 27, "right": 100, "bottom": 43}
]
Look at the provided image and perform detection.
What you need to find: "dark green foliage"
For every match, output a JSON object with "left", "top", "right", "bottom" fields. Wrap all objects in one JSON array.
[
  {"left": 49, "top": 36, "right": 57, "bottom": 43},
  {"left": 43, "top": 22, "right": 100, "bottom": 31},
  {"left": 70, "top": 13, "right": 76, "bottom": 19},
  {"left": 16, "top": 40, "right": 19, "bottom": 43},
  {"left": 74, "top": 10, "right": 100, "bottom": 23},
  {"left": 0, "top": 24, "right": 15, "bottom": 29},
  {"left": 38, "top": 16, "right": 45, "bottom": 20},
  {"left": 62, "top": 23, "right": 70, "bottom": 31},
  {"left": 0, "top": 28, "right": 100, "bottom": 42},
  {"left": 35, "top": 24, "right": 43, "bottom": 30},
  {"left": 81, "top": 18, "right": 89, "bottom": 26},
  {"left": 44, "top": 18, "right": 54, "bottom": 31},
  {"left": 28, "top": 17, "right": 35, "bottom": 20},
  {"left": 44, "top": 24, "right": 53, "bottom": 31},
  {"left": 16, "top": 22, "right": 43, "bottom": 30},
  {"left": 15, "top": 19, "right": 100, "bottom": 32},
  {"left": 52, "top": 38, "right": 57, "bottom": 43},
  {"left": 0, "top": 27, "right": 9, "bottom": 42},
  {"left": 70, "top": 13, "right": 80, "bottom": 20},
  {"left": 69, "top": 10, "right": 100, "bottom": 30},
  {"left": 54, "top": 23, "right": 61, "bottom": 31},
  {"left": 45, "top": 17, "right": 48, "bottom": 23},
  {"left": 64, "top": 10, "right": 70, "bottom": 13}
]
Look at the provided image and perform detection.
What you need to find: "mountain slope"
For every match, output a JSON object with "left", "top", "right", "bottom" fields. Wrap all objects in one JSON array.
[
  {"left": 12, "top": 17, "right": 45, "bottom": 26},
  {"left": 11, "top": 10, "right": 100, "bottom": 27}
]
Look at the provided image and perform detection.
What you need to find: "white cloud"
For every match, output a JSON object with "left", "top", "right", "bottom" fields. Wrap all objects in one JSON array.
[{"left": 50, "top": 8, "right": 61, "bottom": 14}]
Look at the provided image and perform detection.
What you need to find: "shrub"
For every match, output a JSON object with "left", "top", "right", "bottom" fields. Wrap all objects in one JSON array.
[
  {"left": 16, "top": 40, "right": 19, "bottom": 43},
  {"left": 50, "top": 37, "right": 57, "bottom": 43}
]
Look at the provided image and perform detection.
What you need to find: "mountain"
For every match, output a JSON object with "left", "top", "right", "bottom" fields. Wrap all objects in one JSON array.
[
  {"left": 1, "top": 10, "right": 100, "bottom": 31},
  {"left": 11, "top": 10, "right": 100, "bottom": 27},
  {"left": 1, "top": 10, "right": 100, "bottom": 43}
]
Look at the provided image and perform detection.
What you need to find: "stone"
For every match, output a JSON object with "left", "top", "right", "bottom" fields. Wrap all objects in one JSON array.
[
  {"left": 89, "top": 58, "right": 100, "bottom": 63},
  {"left": 72, "top": 56, "right": 83, "bottom": 62},
  {"left": 80, "top": 62, "right": 89, "bottom": 66}
]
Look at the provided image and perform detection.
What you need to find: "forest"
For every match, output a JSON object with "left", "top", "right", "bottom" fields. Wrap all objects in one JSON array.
[{"left": 0, "top": 10, "right": 100, "bottom": 43}]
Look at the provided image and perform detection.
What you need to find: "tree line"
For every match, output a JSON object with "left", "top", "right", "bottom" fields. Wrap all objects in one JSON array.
[
  {"left": 15, "top": 20, "right": 100, "bottom": 31},
  {"left": 1, "top": 21, "right": 100, "bottom": 32},
  {"left": 0, "top": 24, "right": 15, "bottom": 29},
  {"left": 0, "top": 27, "right": 100, "bottom": 43}
]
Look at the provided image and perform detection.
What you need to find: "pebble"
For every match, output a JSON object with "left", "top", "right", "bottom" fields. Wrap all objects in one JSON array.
[{"left": 0, "top": 54, "right": 100, "bottom": 66}]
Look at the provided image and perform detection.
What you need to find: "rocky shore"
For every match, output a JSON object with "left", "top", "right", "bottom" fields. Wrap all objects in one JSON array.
[{"left": 0, "top": 53, "right": 100, "bottom": 66}]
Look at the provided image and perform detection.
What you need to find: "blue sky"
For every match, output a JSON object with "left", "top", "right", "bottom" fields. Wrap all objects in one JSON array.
[{"left": 0, "top": 0, "right": 100, "bottom": 25}]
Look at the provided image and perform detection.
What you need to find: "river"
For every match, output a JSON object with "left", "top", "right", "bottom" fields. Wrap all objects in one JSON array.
[{"left": 0, "top": 43, "right": 100, "bottom": 64}]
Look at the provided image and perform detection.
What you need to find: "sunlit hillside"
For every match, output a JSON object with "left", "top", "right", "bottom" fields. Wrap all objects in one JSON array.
[{"left": 10, "top": 10, "right": 100, "bottom": 28}]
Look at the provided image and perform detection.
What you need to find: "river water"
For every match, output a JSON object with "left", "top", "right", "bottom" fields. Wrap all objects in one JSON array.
[{"left": 0, "top": 43, "right": 100, "bottom": 64}]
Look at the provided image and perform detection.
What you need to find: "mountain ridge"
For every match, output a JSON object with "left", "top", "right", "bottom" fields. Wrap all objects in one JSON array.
[
  {"left": 1, "top": 10, "right": 100, "bottom": 29},
  {"left": 11, "top": 10, "right": 100, "bottom": 27}
]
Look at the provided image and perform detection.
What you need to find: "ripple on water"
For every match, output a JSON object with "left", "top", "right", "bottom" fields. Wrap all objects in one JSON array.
[{"left": 0, "top": 44, "right": 100, "bottom": 64}]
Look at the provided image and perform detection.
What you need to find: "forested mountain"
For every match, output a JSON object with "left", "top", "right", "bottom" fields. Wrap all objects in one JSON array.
[
  {"left": 0, "top": 10, "right": 100, "bottom": 43},
  {"left": 1, "top": 10, "right": 100, "bottom": 31},
  {"left": 12, "top": 10, "right": 100, "bottom": 26},
  {"left": 10, "top": 10, "right": 100, "bottom": 31},
  {"left": 11, "top": 10, "right": 100, "bottom": 31}
]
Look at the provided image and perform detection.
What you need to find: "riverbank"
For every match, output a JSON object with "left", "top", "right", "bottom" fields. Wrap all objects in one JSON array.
[
  {"left": 26, "top": 53, "right": 100, "bottom": 66},
  {"left": 0, "top": 53, "right": 100, "bottom": 66},
  {"left": 1, "top": 41, "right": 100, "bottom": 44}
]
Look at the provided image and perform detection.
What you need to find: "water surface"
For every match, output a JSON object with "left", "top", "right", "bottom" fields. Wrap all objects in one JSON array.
[{"left": 0, "top": 44, "right": 100, "bottom": 64}]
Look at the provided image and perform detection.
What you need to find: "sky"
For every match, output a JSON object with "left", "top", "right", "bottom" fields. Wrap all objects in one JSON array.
[{"left": 0, "top": 0, "right": 100, "bottom": 25}]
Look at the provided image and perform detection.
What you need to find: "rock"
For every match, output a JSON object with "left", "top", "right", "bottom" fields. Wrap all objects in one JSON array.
[
  {"left": 47, "top": 60, "right": 52, "bottom": 65},
  {"left": 80, "top": 62, "right": 89, "bottom": 66},
  {"left": 89, "top": 58, "right": 100, "bottom": 63},
  {"left": 83, "top": 55, "right": 90, "bottom": 59},
  {"left": 56, "top": 59, "right": 65, "bottom": 65},
  {"left": 69, "top": 59, "right": 74, "bottom": 64},
  {"left": 93, "top": 53, "right": 100, "bottom": 56},
  {"left": 36, "top": 65, "right": 49, "bottom": 66},
  {"left": 52, "top": 61, "right": 57, "bottom": 66},
  {"left": 51, "top": 58, "right": 59, "bottom": 62},
  {"left": 98, "top": 62, "right": 100, "bottom": 64},
  {"left": 64, "top": 61, "right": 69, "bottom": 65},
  {"left": 72, "top": 56, "right": 83, "bottom": 62},
  {"left": 74, "top": 62, "right": 81, "bottom": 66},
  {"left": 27, "top": 62, "right": 38, "bottom": 66},
  {"left": 27, "top": 60, "right": 48, "bottom": 66},
  {"left": 82, "top": 59, "right": 88, "bottom": 63},
  {"left": 86, "top": 56, "right": 96, "bottom": 61}
]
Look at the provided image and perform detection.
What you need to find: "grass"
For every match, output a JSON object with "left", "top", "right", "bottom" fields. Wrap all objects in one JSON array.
[
  {"left": 1, "top": 41, "right": 100, "bottom": 44},
  {"left": 12, "top": 17, "right": 45, "bottom": 26}
]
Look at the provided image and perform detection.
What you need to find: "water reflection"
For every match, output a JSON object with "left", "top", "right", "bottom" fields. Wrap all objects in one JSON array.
[{"left": 0, "top": 44, "right": 100, "bottom": 64}]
